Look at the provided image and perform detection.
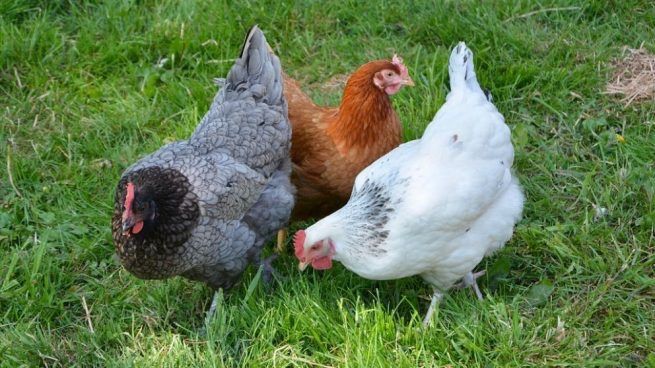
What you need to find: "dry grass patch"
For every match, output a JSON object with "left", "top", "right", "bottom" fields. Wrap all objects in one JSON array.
[{"left": 605, "top": 45, "right": 655, "bottom": 106}]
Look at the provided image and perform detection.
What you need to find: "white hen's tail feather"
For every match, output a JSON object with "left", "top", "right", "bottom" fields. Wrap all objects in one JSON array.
[
  {"left": 422, "top": 42, "right": 513, "bottom": 167},
  {"left": 448, "top": 42, "right": 486, "bottom": 99}
]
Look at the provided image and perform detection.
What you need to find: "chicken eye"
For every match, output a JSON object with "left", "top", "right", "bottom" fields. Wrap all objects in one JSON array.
[
  {"left": 310, "top": 244, "right": 319, "bottom": 250},
  {"left": 386, "top": 72, "right": 393, "bottom": 77}
]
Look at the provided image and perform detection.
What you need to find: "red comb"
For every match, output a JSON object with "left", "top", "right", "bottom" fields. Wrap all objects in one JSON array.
[
  {"left": 122, "top": 182, "right": 136, "bottom": 221},
  {"left": 392, "top": 54, "right": 409, "bottom": 79},
  {"left": 293, "top": 230, "right": 306, "bottom": 260}
]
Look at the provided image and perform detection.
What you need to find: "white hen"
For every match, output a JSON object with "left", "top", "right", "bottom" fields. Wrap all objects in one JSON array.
[{"left": 294, "top": 43, "right": 524, "bottom": 326}]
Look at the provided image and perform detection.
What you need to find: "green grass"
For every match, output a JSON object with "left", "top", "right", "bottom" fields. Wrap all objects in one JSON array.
[{"left": 1, "top": 0, "right": 654, "bottom": 366}]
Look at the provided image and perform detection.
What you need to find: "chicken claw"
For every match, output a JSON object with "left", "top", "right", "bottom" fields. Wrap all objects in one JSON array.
[
  {"left": 454, "top": 270, "right": 486, "bottom": 300},
  {"left": 206, "top": 291, "right": 222, "bottom": 323}
]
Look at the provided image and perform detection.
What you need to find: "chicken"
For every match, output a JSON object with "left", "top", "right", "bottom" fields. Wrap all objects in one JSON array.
[
  {"left": 284, "top": 55, "right": 414, "bottom": 221},
  {"left": 293, "top": 43, "right": 524, "bottom": 326},
  {"left": 112, "top": 26, "right": 294, "bottom": 299}
]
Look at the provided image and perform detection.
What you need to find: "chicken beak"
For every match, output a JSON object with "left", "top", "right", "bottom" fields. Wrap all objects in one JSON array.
[
  {"left": 298, "top": 261, "right": 309, "bottom": 271},
  {"left": 122, "top": 217, "right": 136, "bottom": 234},
  {"left": 403, "top": 76, "right": 415, "bottom": 87}
]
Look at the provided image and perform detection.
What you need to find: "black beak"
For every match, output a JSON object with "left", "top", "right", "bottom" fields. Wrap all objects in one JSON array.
[{"left": 122, "top": 217, "right": 136, "bottom": 233}]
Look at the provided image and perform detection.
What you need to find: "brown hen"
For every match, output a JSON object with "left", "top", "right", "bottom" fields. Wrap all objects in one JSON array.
[{"left": 284, "top": 56, "right": 413, "bottom": 221}]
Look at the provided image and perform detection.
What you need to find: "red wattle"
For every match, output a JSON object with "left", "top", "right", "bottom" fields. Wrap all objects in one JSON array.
[
  {"left": 311, "top": 256, "right": 333, "bottom": 270},
  {"left": 132, "top": 221, "right": 144, "bottom": 234}
]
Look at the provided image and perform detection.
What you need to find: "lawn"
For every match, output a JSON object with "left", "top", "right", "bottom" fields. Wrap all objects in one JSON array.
[{"left": 1, "top": 0, "right": 654, "bottom": 366}]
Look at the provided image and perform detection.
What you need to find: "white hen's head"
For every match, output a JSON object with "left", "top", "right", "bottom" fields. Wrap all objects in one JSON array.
[
  {"left": 293, "top": 210, "right": 353, "bottom": 271},
  {"left": 294, "top": 178, "right": 397, "bottom": 272},
  {"left": 294, "top": 229, "right": 336, "bottom": 271}
]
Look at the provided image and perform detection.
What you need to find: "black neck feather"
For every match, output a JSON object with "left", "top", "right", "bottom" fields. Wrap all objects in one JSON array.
[{"left": 112, "top": 167, "right": 200, "bottom": 271}]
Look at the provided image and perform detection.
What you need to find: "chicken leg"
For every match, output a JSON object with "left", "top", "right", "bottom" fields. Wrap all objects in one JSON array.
[
  {"left": 206, "top": 290, "right": 222, "bottom": 324},
  {"left": 259, "top": 254, "right": 280, "bottom": 286},
  {"left": 422, "top": 288, "right": 444, "bottom": 327},
  {"left": 276, "top": 228, "right": 287, "bottom": 252},
  {"left": 455, "top": 270, "right": 486, "bottom": 300}
]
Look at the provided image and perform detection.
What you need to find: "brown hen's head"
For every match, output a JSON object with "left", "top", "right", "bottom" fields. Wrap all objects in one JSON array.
[{"left": 345, "top": 54, "right": 414, "bottom": 96}]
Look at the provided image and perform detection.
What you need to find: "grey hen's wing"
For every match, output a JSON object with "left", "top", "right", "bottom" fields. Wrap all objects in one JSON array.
[
  {"left": 182, "top": 162, "right": 294, "bottom": 290},
  {"left": 242, "top": 158, "right": 295, "bottom": 241},
  {"left": 182, "top": 218, "right": 257, "bottom": 289},
  {"left": 190, "top": 151, "right": 268, "bottom": 221},
  {"left": 189, "top": 101, "right": 289, "bottom": 178},
  {"left": 189, "top": 26, "right": 290, "bottom": 178}
]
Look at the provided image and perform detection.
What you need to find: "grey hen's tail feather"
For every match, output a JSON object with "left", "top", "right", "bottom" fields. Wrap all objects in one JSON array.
[{"left": 225, "top": 25, "right": 284, "bottom": 107}]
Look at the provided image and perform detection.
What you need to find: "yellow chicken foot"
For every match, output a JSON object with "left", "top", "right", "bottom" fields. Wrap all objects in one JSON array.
[
  {"left": 276, "top": 228, "right": 288, "bottom": 252},
  {"left": 422, "top": 288, "right": 444, "bottom": 327}
]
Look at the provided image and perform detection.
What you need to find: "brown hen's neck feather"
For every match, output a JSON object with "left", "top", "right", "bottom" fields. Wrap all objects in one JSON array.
[{"left": 327, "top": 61, "right": 401, "bottom": 152}]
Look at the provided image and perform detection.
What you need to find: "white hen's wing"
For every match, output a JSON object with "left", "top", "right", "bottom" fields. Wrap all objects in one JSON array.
[
  {"left": 352, "top": 140, "right": 420, "bottom": 194},
  {"left": 393, "top": 156, "right": 511, "bottom": 233}
]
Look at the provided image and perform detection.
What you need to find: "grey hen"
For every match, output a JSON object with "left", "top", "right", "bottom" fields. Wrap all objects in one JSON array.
[{"left": 111, "top": 26, "right": 294, "bottom": 292}]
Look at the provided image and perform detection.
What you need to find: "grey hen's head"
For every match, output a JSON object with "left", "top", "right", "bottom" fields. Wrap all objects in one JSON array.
[{"left": 111, "top": 166, "right": 200, "bottom": 279}]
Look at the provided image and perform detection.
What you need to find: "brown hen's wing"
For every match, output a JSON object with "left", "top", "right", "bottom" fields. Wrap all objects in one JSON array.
[
  {"left": 283, "top": 72, "right": 352, "bottom": 219},
  {"left": 289, "top": 121, "right": 350, "bottom": 220}
]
